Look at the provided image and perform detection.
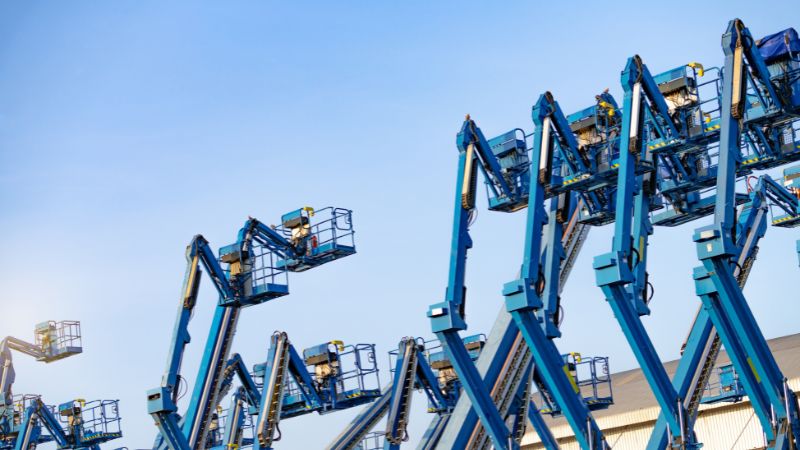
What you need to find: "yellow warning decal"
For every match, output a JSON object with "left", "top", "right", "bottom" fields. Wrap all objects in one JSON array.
[
  {"left": 563, "top": 364, "right": 580, "bottom": 393},
  {"left": 748, "top": 357, "right": 761, "bottom": 383}
]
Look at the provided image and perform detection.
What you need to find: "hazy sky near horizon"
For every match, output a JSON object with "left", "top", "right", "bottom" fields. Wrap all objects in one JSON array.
[{"left": 1, "top": 2, "right": 799, "bottom": 448}]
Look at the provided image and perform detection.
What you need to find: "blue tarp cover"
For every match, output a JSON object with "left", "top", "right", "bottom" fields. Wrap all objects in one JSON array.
[{"left": 757, "top": 28, "right": 800, "bottom": 64}]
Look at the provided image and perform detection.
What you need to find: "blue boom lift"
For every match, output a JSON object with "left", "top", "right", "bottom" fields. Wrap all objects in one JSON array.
[
  {"left": 326, "top": 334, "right": 484, "bottom": 450},
  {"left": 434, "top": 101, "right": 617, "bottom": 450},
  {"left": 591, "top": 53, "right": 700, "bottom": 449},
  {"left": 199, "top": 332, "right": 380, "bottom": 450},
  {"left": 147, "top": 206, "right": 361, "bottom": 450},
  {"left": 432, "top": 17, "right": 800, "bottom": 450},
  {"left": 250, "top": 332, "right": 380, "bottom": 450},
  {"left": 425, "top": 108, "right": 616, "bottom": 449},
  {"left": 424, "top": 117, "right": 535, "bottom": 450},
  {"left": 643, "top": 21, "right": 800, "bottom": 450},
  {"left": 691, "top": 19, "right": 800, "bottom": 449},
  {"left": 1, "top": 322, "right": 122, "bottom": 450},
  {"left": 143, "top": 17, "right": 800, "bottom": 450},
  {"left": 208, "top": 332, "right": 380, "bottom": 450}
]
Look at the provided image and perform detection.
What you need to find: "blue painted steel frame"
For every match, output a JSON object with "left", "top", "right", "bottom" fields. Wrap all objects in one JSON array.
[
  {"left": 691, "top": 18, "right": 800, "bottom": 449},
  {"left": 593, "top": 56, "right": 691, "bottom": 448},
  {"left": 151, "top": 209, "right": 356, "bottom": 450},
  {"left": 647, "top": 180, "right": 772, "bottom": 449},
  {"left": 432, "top": 331, "right": 512, "bottom": 449},
  {"left": 427, "top": 118, "right": 521, "bottom": 449},
  {"left": 433, "top": 192, "right": 591, "bottom": 449},
  {"left": 384, "top": 339, "right": 449, "bottom": 450},
  {"left": 504, "top": 92, "right": 607, "bottom": 450},
  {"left": 12, "top": 398, "right": 115, "bottom": 450},
  {"left": 148, "top": 235, "right": 236, "bottom": 450}
]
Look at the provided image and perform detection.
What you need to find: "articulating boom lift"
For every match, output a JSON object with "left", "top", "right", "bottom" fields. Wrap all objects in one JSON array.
[
  {"left": 435, "top": 17, "right": 799, "bottom": 450},
  {"left": 147, "top": 207, "right": 359, "bottom": 450},
  {"left": 425, "top": 116, "right": 533, "bottom": 450},
  {"left": 201, "top": 334, "right": 379, "bottom": 450},
  {"left": 500, "top": 94, "right": 612, "bottom": 450},
  {"left": 251, "top": 332, "right": 380, "bottom": 450},
  {"left": 649, "top": 169, "right": 800, "bottom": 449},
  {"left": 638, "top": 20, "right": 800, "bottom": 450},
  {"left": 591, "top": 54, "right": 698, "bottom": 449},
  {"left": 1, "top": 322, "right": 122, "bottom": 450},
  {"left": 426, "top": 110, "right": 615, "bottom": 450},
  {"left": 326, "top": 334, "right": 483, "bottom": 450},
  {"left": 436, "top": 97, "right": 620, "bottom": 450},
  {"left": 690, "top": 19, "right": 800, "bottom": 449}
]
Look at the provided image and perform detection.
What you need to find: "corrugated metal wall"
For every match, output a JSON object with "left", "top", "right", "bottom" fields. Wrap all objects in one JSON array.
[
  {"left": 522, "top": 403, "right": 764, "bottom": 450},
  {"left": 521, "top": 379, "right": 799, "bottom": 449},
  {"left": 694, "top": 405, "right": 764, "bottom": 449}
]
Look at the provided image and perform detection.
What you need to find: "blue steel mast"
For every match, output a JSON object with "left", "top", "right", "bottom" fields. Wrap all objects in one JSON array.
[
  {"left": 592, "top": 55, "right": 693, "bottom": 449},
  {"left": 427, "top": 117, "right": 530, "bottom": 450},
  {"left": 648, "top": 172, "right": 800, "bottom": 449},
  {"left": 503, "top": 93, "right": 608, "bottom": 450},
  {"left": 692, "top": 19, "right": 800, "bottom": 449}
]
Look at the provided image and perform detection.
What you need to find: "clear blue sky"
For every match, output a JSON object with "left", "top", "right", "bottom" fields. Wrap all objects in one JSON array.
[{"left": 1, "top": 2, "right": 799, "bottom": 448}]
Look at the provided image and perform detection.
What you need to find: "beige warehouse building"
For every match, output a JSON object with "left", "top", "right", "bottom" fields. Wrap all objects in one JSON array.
[{"left": 521, "top": 333, "right": 800, "bottom": 450}]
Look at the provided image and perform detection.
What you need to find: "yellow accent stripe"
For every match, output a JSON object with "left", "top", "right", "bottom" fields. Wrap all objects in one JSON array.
[
  {"left": 184, "top": 257, "right": 199, "bottom": 301},
  {"left": 563, "top": 365, "right": 580, "bottom": 393},
  {"left": 638, "top": 236, "right": 645, "bottom": 259},
  {"left": 563, "top": 174, "right": 591, "bottom": 186},
  {"left": 748, "top": 357, "right": 761, "bottom": 383},
  {"left": 648, "top": 139, "right": 683, "bottom": 150}
]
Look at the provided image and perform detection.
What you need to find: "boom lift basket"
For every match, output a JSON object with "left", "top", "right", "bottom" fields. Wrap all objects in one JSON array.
[
  {"left": 757, "top": 27, "right": 800, "bottom": 110},
  {"left": 357, "top": 431, "right": 384, "bottom": 450},
  {"left": 56, "top": 399, "right": 123, "bottom": 446},
  {"left": 770, "top": 204, "right": 800, "bottom": 227},
  {"left": 537, "top": 353, "right": 613, "bottom": 416},
  {"left": 0, "top": 395, "right": 55, "bottom": 449},
  {"left": 309, "top": 342, "right": 380, "bottom": 413},
  {"left": 565, "top": 103, "right": 623, "bottom": 186},
  {"left": 275, "top": 207, "right": 356, "bottom": 272},
  {"left": 34, "top": 321, "right": 82, "bottom": 362},
  {"left": 7, "top": 395, "right": 49, "bottom": 434},
  {"left": 485, "top": 130, "right": 531, "bottom": 212},
  {"left": 770, "top": 163, "right": 800, "bottom": 227},
  {"left": 700, "top": 363, "right": 745, "bottom": 405},
  {"left": 395, "top": 335, "right": 486, "bottom": 411},
  {"left": 652, "top": 65, "right": 723, "bottom": 144},
  {"left": 220, "top": 238, "right": 290, "bottom": 305},
  {"left": 253, "top": 340, "right": 380, "bottom": 420}
]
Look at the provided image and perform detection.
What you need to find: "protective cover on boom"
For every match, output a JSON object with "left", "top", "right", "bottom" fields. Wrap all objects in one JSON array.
[{"left": 757, "top": 28, "right": 800, "bottom": 63}]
